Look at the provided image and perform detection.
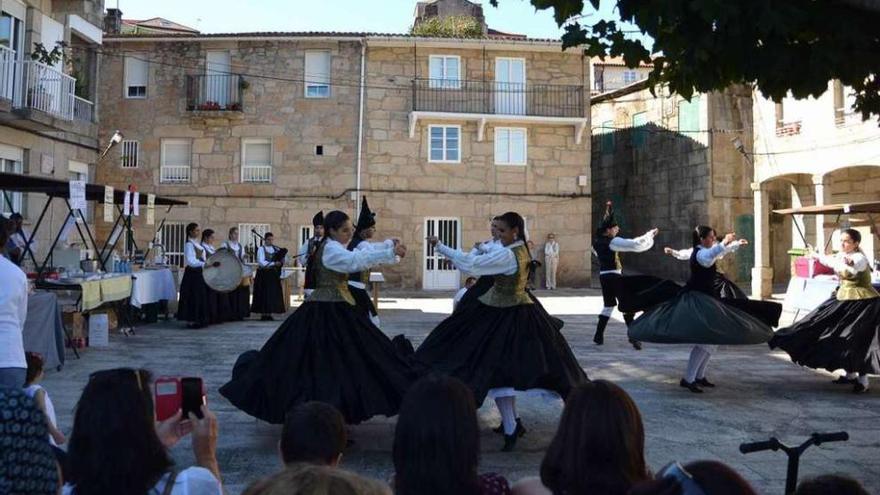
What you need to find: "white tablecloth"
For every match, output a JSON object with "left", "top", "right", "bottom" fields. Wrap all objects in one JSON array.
[
  {"left": 130, "top": 269, "right": 177, "bottom": 308},
  {"left": 784, "top": 277, "right": 839, "bottom": 313}
]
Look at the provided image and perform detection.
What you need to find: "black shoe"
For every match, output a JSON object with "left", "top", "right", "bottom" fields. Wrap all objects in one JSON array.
[
  {"left": 501, "top": 433, "right": 517, "bottom": 452},
  {"left": 593, "top": 332, "right": 604, "bottom": 345},
  {"left": 493, "top": 418, "right": 526, "bottom": 437},
  {"left": 853, "top": 383, "right": 869, "bottom": 394},
  {"left": 833, "top": 376, "right": 857, "bottom": 385},
  {"left": 594, "top": 315, "right": 609, "bottom": 345},
  {"left": 630, "top": 339, "right": 642, "bottom": 351},
  {"left": 261, "top": 315, "right": 274, "bottom": 321},
  {"left": 679, "top": 379, "right": 704, "bottom": 393},
  {"left": 695, "top": 378, "right": 715, "bottom": 388}
]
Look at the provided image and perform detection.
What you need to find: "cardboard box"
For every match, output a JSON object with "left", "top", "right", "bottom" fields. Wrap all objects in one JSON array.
[
  {"left": 63, "top": 311, "right": 85, "bottom": 339},
  {"left": 794, "top": 257, "right": 835, "bottom": 278}
]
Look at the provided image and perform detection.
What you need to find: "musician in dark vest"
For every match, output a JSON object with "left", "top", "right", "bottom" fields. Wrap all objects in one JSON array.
[
  {"left": 298, "top": 211, "right": 324, "bottom": 297},
  {"left": 251, "top": 232, "right": 287, "bottom": 321},
  {"left": 221, "top": 226, "right": 251, "bottom": 321},
  {"left": 591, "top": 202, "right": 659, "bottom": 350},
  {"left": 347, "top": 197, "right": 396, "bottom": 327},
  {"left": 177, "top": 223, "right": 218, "bottom": 329}
]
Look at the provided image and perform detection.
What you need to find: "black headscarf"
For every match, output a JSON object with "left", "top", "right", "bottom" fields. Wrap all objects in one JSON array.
[
  {"left": 348, "top": 197, "right": 376, "bottom": 250},
  {"left": 312, "top": 211, "right": 324, "bottom": 229}
]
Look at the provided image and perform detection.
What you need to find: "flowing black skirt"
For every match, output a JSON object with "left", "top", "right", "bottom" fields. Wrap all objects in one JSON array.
[
  {"left": 614, "top": 274, "right": 684, "bottom": 314},
  {"left": 715, "top": 272, "right": 748, "bottom": 300},
  {"left": 227, "top": 284, "right": 251, "bottom": 320},
  {"left": 350, "top": 285, "right": 378, "bottom": 317},
  {"left": 219, "top": 300, "right": 423, "bottom": 424},
  {"left": 415, "top": 300, "right": 587, "bottom": 406},
  {"left": 454, "top": 276, "right": 563, "bottom": 330},
  {"left": 769, "top": 297, "right": 880, "bottom": 375},
  {"left": 627, "top": 290, "right": 779, "bottom": 345},
  {"left": 207, "top": 287, "right": 230, "bottom": 324},
  {"left": 251, "top": 268, "right": 285, "bottom": 314},
  {"left": 176, "top": 266, "right": 211, "bottom": 326}
]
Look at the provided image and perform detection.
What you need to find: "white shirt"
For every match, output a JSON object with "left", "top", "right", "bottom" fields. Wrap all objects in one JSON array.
[
  {"left": 63, "top": 466, "right": 222, "bottom": 495},
  {"left": 348, "top": 239, "right": 395, "bottom": 289},
  {"left": 257, "top": 245, "right": 281, "bottom": 268},
  {"left": 321, "top": 238, "right": 397, "bottom": 274},
  {"left": 544, "top": 241, "right": 559, "bottom": 258},
  {"left": 696, "top": 242, "right": 741, "bottom": 268},
  {"left": 184, "top": 240, "right": 206, "bottom": 268},
  {"left": 0, "top": 255, "right": 27, "bottom": 369},
  {"left": 24, "top": 384, "right": 57, "bottom": 445},
  {"left": 592, "top": 230, "right": 657, "bottom": 275},
  {"left": 668, "top": 244, "right": 730, "bottom": 262},
  {"left": 220, "top": 240, "right": 244, "bottom": 261},
  {"left": 453, "top": 287, "right": 469, "bottom": 309},
  {"left": 437, "top": 240, "right": 520, "bottom": 276},
  {"left": 202, "top": 244, "right": 216, "bottom": 256},
  {"left": 815, "top": 251, "right": 869, "bottom": 277}
]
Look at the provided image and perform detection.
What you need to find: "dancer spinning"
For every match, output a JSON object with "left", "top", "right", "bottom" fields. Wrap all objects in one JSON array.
[
  {"left": 417, "top": 212, "right": 588, "bottom": 452},
  {"left": 220, "top": 210, "right": 418, "bottom": 424},
  {"left": 770, "top": 228, "right": 879, "bottom": 394},
  {"left": 664, "top": 245, "right": 747, "bottom": 299},
  {"left": 628, "top": 226, "right": 782, "bottom": 393},
  {"left": 591, "top": 202, "right": 661, "bottom": 350},
  {"left": 347, "top": 197, "right": 392, "bottom": 327}
]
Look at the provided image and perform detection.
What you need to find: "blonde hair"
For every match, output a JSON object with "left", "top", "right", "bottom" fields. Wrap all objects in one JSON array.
[{"left": 243, "top": 464, "right": 391, "bottom": 495}]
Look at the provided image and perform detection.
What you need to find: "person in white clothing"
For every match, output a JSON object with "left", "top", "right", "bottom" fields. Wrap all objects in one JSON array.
[
  {"left": 299, "top": 211, "right": 325, "bottom": 297},
  {"left": 8, "top": 213, "right": 37, "bottom": 266},
  {"left": 221, "top": 227, "right": 251, "bottom": 321},
  {"left": 347, "top": 197, "right": 398, "bottom": 327},
  {"left": 24, "top": 352, "right": 65, "bottom": 446},
  {"left": 0, "top": 216, "right": 28, "bottom": 388},
  {"left": 543, "top": 233, "right": 560, "bottom": 289},
  {"left": 452, "top": 277, "right": 477, "bottom": 311},
  {"left": 252, "top": 233, "right": 287, "bottom": 321}
]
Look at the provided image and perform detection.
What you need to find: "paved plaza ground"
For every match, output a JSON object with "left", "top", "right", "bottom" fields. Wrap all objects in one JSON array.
[{"left": 42, "top": 289, "right": 879, "bottom": 494}]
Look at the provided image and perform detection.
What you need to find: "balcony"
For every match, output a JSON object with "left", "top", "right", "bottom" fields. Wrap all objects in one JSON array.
[
  {"left": 776, "top": 121, "right": 802, "bottom": 137},
  {"left": 186, "top": 74, "right": 243, "bottom": 112},
  {"left": 409, "top": 78, "right": 588, "bottom": 144},
  {"left": 160, "top": 165, "right": 191, "bottom": 183}
]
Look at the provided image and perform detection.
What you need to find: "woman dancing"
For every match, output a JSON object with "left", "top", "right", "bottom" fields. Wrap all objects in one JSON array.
[
  {"left": 663, "top": 245, "right": 747, "bottom": 299},
  {"left": 417, "top": 211, "right": 588, "bottom": 452},
  {"left": 220, "top": 210, "right": 419, "bottom": 424},
  {"left": 770, "top": 228, "right": 879, "bottom": 394},
  {"left": 346, "top": 197, "right": 393, "bottom": 327}
]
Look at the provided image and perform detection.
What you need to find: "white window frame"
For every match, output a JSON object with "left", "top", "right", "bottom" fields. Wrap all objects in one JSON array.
[
  {"left": 120, "top": 139, "right": 139, "bottom": 168},
  {"left": 157, "top": 222, "right": 186, "bottom": 267},
  {"left": 299, "top": 225, "right": 313, "bottom": 248},
  {"left": 239, "top": 223, "right": 270, "bottom": 264},
  {"left": 494, "top": 127, "right": 527, "bottom": 166},
  {"left": 160, "top": 139, "right": 192, "bottom": 183},
  {"left": 0, "top": 155, "right": 23, "bottom": 216},
  {"left": 427, "top": 125, "right": 461, "bottom": 164},
  {"left": 304, "top": 50, "right": 331, "bottom": 99},
  {"left": 622, "top": 70, "right": 639, "bottom": 85},
  {"left": 68, "top": 160, "right": 91, "bottom": 222},
  {"left": 124, "top": 54, "right": 148, "bottom": 99},
  {"left": 428, "top": 55, "right": 462, "bottom": 89},
  {"left": 241, "top": 138, "right": 273, "bottom": 183}
]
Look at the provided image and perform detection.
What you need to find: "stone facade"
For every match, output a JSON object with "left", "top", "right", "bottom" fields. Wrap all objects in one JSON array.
[{"left": 591, "top": 83, "right": 754, "bottom": 285}]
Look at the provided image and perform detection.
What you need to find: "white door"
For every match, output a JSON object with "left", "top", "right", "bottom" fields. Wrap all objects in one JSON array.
[
  {"left": 495, "top": 57, "right": 526, "bottom": 115},
  {"left": 423, "top": 217, "right": 461, "bottom": 290},
  {"left": 205, "top": 51, "right": 231, "bottom": 107}
]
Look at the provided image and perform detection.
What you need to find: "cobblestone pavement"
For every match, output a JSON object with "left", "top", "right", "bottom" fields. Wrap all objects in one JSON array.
[{"left": 43, "top": 289, "right": 880, "bottom": 494}]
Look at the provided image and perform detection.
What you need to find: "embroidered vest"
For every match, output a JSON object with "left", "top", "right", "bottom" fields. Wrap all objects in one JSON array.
[
  {"left": 478, "top": 244, "right": 534, "bottom": 308},
  {"left": 308, "top": 243, "right": 356, "bottom": 305},
  {"left": 837, "top": 265, "right": 880, "bottom": 301},
  {"left": 593, "top": 236, "right": 622, "bottom": 272}
]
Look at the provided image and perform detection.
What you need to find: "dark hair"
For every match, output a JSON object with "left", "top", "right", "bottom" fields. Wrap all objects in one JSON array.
[
  {"left": 243, "top": 464, "right": 390, "bottom": 495},
  {"left": 25, "top": 352, "right": 44, "bottom": 384},
  {"left": 281, "top": 402, "right": 347, "bottom": 465},
  {"left": 323, "top": 210, "right": 350, "bottom": 233},
  {"left": 393, "top": 375, "right": 481, "bottom": 495},
  {"left": 0, "top": 217, "right": 9, "bottom": 249},
  {"left": 796, "top": 474, "right": 869, "bottom": 495},
  {"left": 496, "top": 211, "right": 527, "bottom": 243},
  {"left": 692, "top": 225, "right": 715, "bottom": 247},
  {"left": 684, "top": 461, "right": 756, "bottom": 495},
  {"left": 229, "top": 226, "right": 238, "bottom": 237},
  {"left": 185, "top": 222, "right": 199, "bottom": 238},
  {"left": 305, "top": 211, "right": 351, "bottom": 285},
  {"left": 265, "top": 232, "right": 274, "bottom": 239},
  {"left": 465, "top": 276, "right": 477, "bottom": 284},
  {"left": 201, "top": 229, "right": 215, "bottom": 243},
  {"left": 67, "top": 368, "right": 173, "bottom": 495},
  {"left": 842, "top": 228, "right": 861, "bottom": 244},
  {"left": 541, "top": 381, "right": 649, "bottom": 495}
]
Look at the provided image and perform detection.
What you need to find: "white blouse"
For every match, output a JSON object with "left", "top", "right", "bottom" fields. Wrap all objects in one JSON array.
[
  {"left": 322, "top": 238, "right": 397, "bottom": 273},
  {"left": 63, "top": 466, "right": 222, "bottom": 495},
  {"left": 184, "top": 240, "right": 205, "bottom": 268},
  {"left": 609, "top": 230, "right": 656, "bottom": 253},
  {"left": 544, "top": 241, "right": 560, "bottom": 257},
  {"left": 220, "top": 240, "right": 244, "bottom": 261},
  {"left": 257, "top": 245, "right": 281, "bottom": 268},
  {"left": 815, "top": 251, "right": 869, "bottom": 277},
  {"left": 696, "top": 242, "right": 741, "bottom": 268},
  {"left": 437, "top": 240, "right": 520, "bottom": 276},
  {"left": 348, "top": 239, "right": 396, "bottom": 289},
  {"left": 669, "top": 243, "right": 732, "bottom": 262}
]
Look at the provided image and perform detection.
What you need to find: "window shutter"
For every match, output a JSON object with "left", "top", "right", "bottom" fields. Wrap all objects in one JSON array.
[
  {"left": 244, "top": 140, "right": 271, "bottom": 166},
  {"left": 163, "top": 140, "right": 191, "bottom": 166},
  {"left": 305, "top": 51, "right": 330, "bottom": 85},
  {"left": 125, "top": 55, "right": 148, "bottom": 88}
]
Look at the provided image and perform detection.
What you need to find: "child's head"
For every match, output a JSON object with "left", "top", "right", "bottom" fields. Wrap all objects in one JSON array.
[{"left": 25, "top": 352, "right": 45, "bottom": 385}]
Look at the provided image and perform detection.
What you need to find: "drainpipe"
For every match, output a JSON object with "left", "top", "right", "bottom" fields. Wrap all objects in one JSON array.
[{"left": 355, "top": 38, "right": 366, "bottom": 215}]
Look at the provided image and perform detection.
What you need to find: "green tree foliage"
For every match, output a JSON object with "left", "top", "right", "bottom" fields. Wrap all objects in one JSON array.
[
  {"left": 492, "top": 0, "right": 880, "bottom": 122},
  {"left": 411, "top": 15, "right": 484, "bottom": 38}
]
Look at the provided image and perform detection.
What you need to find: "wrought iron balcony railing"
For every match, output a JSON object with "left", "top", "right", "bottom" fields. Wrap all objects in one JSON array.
[
  {"left": 186, "top": 74, "right": 243, "bottom": 112},
  {"left": 412, "top": 78, "right": 584, "bottom": 118}
]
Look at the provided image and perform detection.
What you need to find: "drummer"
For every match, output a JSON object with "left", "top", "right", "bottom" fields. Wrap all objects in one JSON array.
[
  {"left": 200, "top": 229, "right": 228, "bottom": 324},
  {"left": 221, "top": 227, "right": 251, "bottom": 321},
  {"left": 251, "top": 232, "right": 286, "bottom": 321}
]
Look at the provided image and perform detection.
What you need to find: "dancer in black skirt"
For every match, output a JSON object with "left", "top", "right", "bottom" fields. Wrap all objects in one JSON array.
[
  {"left": 770, "top": 228, "right": 879, "bottom": 394},
  {"left": 664, "top": 245, "right": 748, "bottom": 299},
  {"left": 628, "top": 226, "right": 782, "bottom": 393},
  {"left": 251, "top": 233, "right": 286, "bottom": 321},
  {"left": 176, "top": 223, "right": 217, "bottom": 329},
  {"left": 591, "top": 201, "right": 663, "bottom": 350},
  {"left": 417, "top": 212, "right": 588, "bottom": 452},
  {"left": 220, "top": 210, "right": 418, "bottom": 424},
  {"left": 298, "top": 211, "right": 324, "bottom": 298},
  {"left": 200, "top": 229, "right": 228, "bottom": 324},
  {"left": 347, "top": 197, "right": 394, "bottom": 327},
  {"left": 221, "top": 226, "right": 251, "bottom": 321}
]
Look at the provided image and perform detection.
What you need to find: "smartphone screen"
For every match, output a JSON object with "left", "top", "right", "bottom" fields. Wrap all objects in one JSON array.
[{"left": 181, "top": 377, "right": 205, "bottom": 419}]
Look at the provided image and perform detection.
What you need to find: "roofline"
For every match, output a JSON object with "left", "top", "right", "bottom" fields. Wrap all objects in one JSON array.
[{"left": 591, "top": 79, "right": 652, "bottom": 103}]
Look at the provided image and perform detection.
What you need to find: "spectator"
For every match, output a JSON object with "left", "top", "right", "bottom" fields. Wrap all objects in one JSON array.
[
  {"left": 244, "top": 464, "right": 391, "bottom": 495},
  {"left": 24, "top": 351, "right": 65, "bottom": 445},
  {"left": 513, "top": 381, "right": 649, "bottom": 495},
  {"left": 393, "top": 374, "right": 511, "bottom": 495},
  {"left": 0, "top": 387, "right": 60, "bottom": 495},
  {"left": 796, "top": 474, "right": 869, "bottom": 495},
  {"left": 64, "top": 368, "right": 222, "bottom": 495},
  {"left": 544, "top": 233, "right": 559, "bottom": 290},
  {"left": 683, "top": 461, "right": 756, "bottom": 495},
  {"left": 280, "top": 401, "right": 347, "bottom": 466},
  {"left": 0, "top": 216, "right": 28, "bottom": 389},
  {"left": 453, "top": 277, "right": 477, "bottom": 311}
]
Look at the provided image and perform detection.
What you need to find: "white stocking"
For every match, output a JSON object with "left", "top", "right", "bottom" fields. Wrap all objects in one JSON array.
[
  {"left": 494, "top": 396, "right": 517, "bottom": 435},
  {"left": 684, "top": 346, "right": 704, "bottom": 383}
]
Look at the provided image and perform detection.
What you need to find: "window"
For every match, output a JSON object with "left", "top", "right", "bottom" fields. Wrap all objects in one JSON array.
[
  {"left": 160, "top": 139, "right": 191, "bottom": 183},
  {"left": 239, "top": 223, "right": 270, "bottom": 264},
  {"left": 600, "top": 120, "right": 614, "bottom": 153},
  {"left": 121, "top": 140, "right": 139, "bottom": 168},
  {"left": 0, "top": 151, "right": 23, "bottom": 216},
  {"left": 632, "top": 112, "right": 648, "bottom": 148},
  {"left": 124, "top": 54, "right": 148, "bottom": 98},
  {"left": 0, "top": 12, "right": 24, "bottom": 101},
  {"left": 428, "top": 125, "right": 460, "bottom": 163},
  {"left": 623, "top": 70, "right": 639, "bottom": 85},
  {"left": 429, "top": 55, "right": 461, "bottom": 89},
  {"left": 678, "top": 96, "right": 701, "bottom": 138},
  {"left": 832, "top": 81, "right": 857, "bottom": 126},
  {"left": 158, "top": 222, "right": 186, "bottom": 267},
  {"left": 494, "top": 128, "right": 526, "bottom": 165},
  {"left": 304, "top": 51, "right": 331, "bottom": 98},
  {"left": 241, "top": 138, "right": 272, "bottom": 183},
  {"left": 68, "top": 161, "right": 91, "bottom": 222},
  {"left": 298, "top": 225, "right": 313, "bottom": 266}
]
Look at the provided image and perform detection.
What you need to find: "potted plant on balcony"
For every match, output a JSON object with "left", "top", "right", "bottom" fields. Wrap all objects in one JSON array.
[{"left": 27, "top": 41, "right": 68, "bottom": 109}]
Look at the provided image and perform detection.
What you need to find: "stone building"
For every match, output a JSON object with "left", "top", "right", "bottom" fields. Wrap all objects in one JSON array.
[
  {"left": 590, "top": 56, "right": 652, "bottom": 96},
  {"left": 0, "top": 0, "right": 103, "bottom": 265},
  {"left": 750, "top": 83, "right": 880, "bottom": 298},
  {"left": 591, "top": 81, "right": 755, "bottom": 285},
  {"left": 97, "top": 0, "right": 592, "bottom": 289}
]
